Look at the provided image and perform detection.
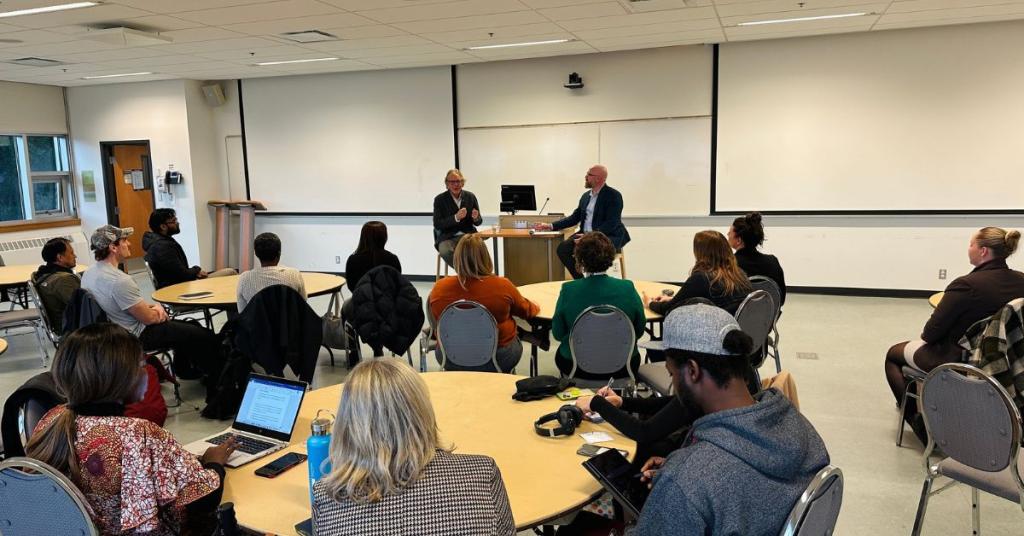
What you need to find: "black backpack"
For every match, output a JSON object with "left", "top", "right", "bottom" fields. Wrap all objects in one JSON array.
[
  {"left": 512, "top": 375, "right": 573, "bottom": 402},
  {"left": 201, "top": 321, "right": 252, "bottom": 420}
]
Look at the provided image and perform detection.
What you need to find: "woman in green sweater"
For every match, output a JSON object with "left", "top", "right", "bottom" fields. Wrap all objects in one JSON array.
[{"left": 552, "top": 232, "right": 647, "bottom": 379}]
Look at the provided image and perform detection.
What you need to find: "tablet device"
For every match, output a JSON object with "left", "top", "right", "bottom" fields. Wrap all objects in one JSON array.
[{"left": 582, "top": 449, "right": 650, "bottom": 517}]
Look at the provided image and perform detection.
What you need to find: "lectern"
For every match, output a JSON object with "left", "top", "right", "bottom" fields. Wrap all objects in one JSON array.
[{"left": 208, "top": 200, "right": 266, "bottom": 272}]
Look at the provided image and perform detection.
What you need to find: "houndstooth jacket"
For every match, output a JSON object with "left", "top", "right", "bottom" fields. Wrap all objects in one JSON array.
[
  {"left": 312, "top": 449, "right": 516, "bottom": 536},
  {"left": 960, "top": 297, "right": 1024, "bottom": 412}
]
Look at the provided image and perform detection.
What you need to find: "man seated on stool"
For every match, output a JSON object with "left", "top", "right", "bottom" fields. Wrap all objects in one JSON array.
[
  {"left": 143, "top": 208, "right": 236, "bottom": 289},
  {"left": 236, "top": 232, "right": 306, "bottom": 313},
  {"left": 533, "top": 164, "right": 630, "bottom": 279},
  {"left": 433, "top": 169, "right": 482, "bottom": 269},
  {"left": 630, "top": 304, "right": 830, "bottom": 535}
]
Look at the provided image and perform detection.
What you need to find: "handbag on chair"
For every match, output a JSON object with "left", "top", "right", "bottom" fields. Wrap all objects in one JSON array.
[{"left": 322, "top": 293, "right": 348, "bottom": 350}]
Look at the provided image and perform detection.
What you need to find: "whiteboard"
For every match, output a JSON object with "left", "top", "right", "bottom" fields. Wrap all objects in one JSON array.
[
  {"left": 458, "top": 117, "right": 711, "bottom": 217},
  {"left": 716, "top": 22, "right": 1024, "bottom": 213},
  {"left": 242, "top": 67, "right": 455, "bottom": 213}
]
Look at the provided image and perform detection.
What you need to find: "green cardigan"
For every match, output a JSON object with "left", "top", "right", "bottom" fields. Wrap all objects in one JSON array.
[{"left": 551, "top": 275, "right": 648, "bottom": 365}]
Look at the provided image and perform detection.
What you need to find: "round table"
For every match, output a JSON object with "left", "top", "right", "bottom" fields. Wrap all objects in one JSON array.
[
  {"left": 151, "top": 272, "right": 345, "bottom": 308},
  {"left": 929, "top": 291, "right": 944, "bottom": 309},
  {"left": 221, "top": 372, "right": 635, "bottom": 533},
  {"left": 0, "top": 264, "right": 86, "bottom": 286},
  {"left": 0, "top": 338, "right": 7, "bottom": 356},
  {"left": 518, "top": 279, "right": 681, "bottom": 321}
]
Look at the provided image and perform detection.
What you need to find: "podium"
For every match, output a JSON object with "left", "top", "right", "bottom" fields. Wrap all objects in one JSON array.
[
  {"left": 473, "top": 215, "right": 572, "bottom": 286},
  {"left": 208, "top": 200, "right": 266, "bottom": 272}
]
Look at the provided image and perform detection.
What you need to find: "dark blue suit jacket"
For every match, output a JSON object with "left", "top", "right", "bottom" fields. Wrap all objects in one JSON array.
[{"left": 551, "top": 185, "right": 630, "bottom": 249}]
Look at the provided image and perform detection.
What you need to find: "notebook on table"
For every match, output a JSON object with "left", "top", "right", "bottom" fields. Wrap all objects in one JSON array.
[
  {"left": 185, "top": 373, "right": 307, "bottom": 468},
  {"left": 582, "top": 448, "right": 651, "bottom": 517}
]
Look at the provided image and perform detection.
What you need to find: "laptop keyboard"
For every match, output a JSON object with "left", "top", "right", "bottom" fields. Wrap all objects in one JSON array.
[{"left": 208, "top": 433, "right": 276, "bottom": 454}]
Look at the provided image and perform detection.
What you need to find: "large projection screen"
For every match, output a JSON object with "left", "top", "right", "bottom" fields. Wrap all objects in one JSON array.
[
  {"left": 715, "top": 22, "right": 1024, "bottom": 213},
  {"left": 242, "top": 67, "right": 455, "bottom": 213}
]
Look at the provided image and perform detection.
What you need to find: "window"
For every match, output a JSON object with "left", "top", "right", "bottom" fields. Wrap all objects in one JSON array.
[{"left": 0, "top": 134, "right": 74, "bottom": 223}]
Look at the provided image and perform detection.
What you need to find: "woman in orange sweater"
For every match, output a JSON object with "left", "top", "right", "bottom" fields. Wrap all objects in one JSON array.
[{"left": 428, "top": 234, "right": 540, "bottom": 372}]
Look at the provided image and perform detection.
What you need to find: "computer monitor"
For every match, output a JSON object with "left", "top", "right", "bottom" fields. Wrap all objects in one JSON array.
[{"left": 500, "top": 185, "right": 536, "bottom": 213}]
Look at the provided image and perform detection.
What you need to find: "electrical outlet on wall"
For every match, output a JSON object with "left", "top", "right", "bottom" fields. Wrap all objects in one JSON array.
[
  {"left": 335, "top": 256, "right": 341, "bottom": 264},
  {"left": 938, "top": 269, "right": 947, "bottom": 280}
]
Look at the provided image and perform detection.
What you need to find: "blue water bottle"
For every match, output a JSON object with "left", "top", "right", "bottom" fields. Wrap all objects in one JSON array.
[{"left": 307, "top": 410, "right": 334, "bottom": 504}]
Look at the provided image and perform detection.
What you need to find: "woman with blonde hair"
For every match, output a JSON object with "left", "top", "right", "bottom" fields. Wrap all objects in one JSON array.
[
  {"left": 428, "top": 234, "right": 539, "bottom": 372},
  {"left": 26, "top": 323, "right": 235, "bottom": 535},
  {"left": 313, "top": 359, "right": 515, "bottom": 535},
  {"left": 644, "top": 230, "right": 752, "bottom": 316},
  {"left": 885, "top": 226, "right": 1024, "bottom": 443}
]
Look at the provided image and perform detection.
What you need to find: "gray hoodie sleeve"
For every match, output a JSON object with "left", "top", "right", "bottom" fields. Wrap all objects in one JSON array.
[{"left": 632, "top": 471, "right": 708, "bottom": 536}]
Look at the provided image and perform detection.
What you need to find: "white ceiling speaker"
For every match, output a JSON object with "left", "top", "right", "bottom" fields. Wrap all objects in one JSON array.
[
  {"left": 82, "top": 27, "right": 173, "bottom": 46},
  {"left": 202, "top": 82, "right": 226, "bottom": 107}
]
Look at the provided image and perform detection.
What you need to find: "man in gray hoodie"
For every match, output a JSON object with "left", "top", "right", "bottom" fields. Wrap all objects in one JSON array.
[{"left": 632, "top": 304, "right": 830, "bottom": 535}]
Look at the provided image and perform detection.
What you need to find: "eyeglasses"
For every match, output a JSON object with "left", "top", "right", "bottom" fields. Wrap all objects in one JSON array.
[{"left": 446, "top": 179, "right": 464, "bottom": 184}]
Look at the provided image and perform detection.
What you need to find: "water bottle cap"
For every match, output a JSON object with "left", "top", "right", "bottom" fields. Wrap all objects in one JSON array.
[{"left": 311, "top": 409, "right": 334, "bottom": 435}]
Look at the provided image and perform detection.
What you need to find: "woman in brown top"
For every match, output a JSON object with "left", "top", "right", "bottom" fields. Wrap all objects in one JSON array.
[{"left": 885, "top": 227, "right": 1024, "bottom": 442}]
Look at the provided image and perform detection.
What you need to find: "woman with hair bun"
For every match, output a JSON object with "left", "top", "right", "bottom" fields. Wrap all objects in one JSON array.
[
  {"left": 885, "top": 226, "right": 1024, "bottom": 443},
  {"left": 728, "top": 212, "right": 786, "bottom": 305}
]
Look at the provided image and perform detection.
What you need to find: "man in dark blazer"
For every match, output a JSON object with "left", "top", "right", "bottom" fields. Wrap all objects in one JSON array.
[
  {"left": 534, "top": 165, "right": 630, "bottom": 279},
  {"left": 433, "top": 169, "right": 482, "bottom": 268}
]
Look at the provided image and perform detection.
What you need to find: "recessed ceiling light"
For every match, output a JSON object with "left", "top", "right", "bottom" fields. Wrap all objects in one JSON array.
[
  {"left": 737, "top": 12, "right": 869, "bottom": 26},
  {"left": 466, "top": 39, "right": 572, "bottom": 50},
  {"left": 254, "top": 57, "right": 339, "bottom": 66},
  {"left": 279, "top": 30, "right": 338, "bottom": 44},
  {"left": 81, "top": 71, "right": 152, "bottom": 79},
  {"left": 0, "top": 2, "right": 100, "bottom": 19}
]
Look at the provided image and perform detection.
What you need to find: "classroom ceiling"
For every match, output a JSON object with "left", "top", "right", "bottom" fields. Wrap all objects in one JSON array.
[{"left": 0, "top": 0, "right": 1020, "bottom": 86}]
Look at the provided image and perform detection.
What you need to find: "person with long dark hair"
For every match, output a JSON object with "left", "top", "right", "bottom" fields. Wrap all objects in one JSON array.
[
  {"left": 26, "top": 323, "right": 235, "bottom": 535},
  {"left": 345, "top": 221, "right": 402, "bottom": 293},
  {"left": 644, "top": 230, "right": 752, "bottom": 316},
  {"left": 729, "top": 212, "right": 786, "bottom": 305}
]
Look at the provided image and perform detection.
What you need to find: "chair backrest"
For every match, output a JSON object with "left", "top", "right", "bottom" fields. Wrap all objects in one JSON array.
[
  {"left": 143, "top": 261, "right": 158, "bottom": 288},
  {"left": 25, "top": 277, "right": 60, "bottom": 345},
  {"left": 780, "top": 465, "right": 844, "bottom": 536},
  {"left": 437, "top": 300, "right": 499, "bottom": 371},
  {"left": 0, "top": 457, "right": 98, "bottom": 536},
  {"left": 921, "top": 363, "right": 1022, "bottom": 476},
  {"left": 749, "top": 275, "right": 783, "bottom": 316},
  {"left": 735, "top": 290, "right": 775, "bottom": 358},
  {"left": 569, "top": 305, "right": 636, "bottom": 380}
]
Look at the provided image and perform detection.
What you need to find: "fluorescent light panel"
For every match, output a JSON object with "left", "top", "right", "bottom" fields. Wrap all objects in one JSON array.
[
  {"left": 81, "top": 72, "right": 152, "bottom": 79},
  {"left": 737, "top": 12, "right": 868, "bottom": 26},
  {"left": 0, "top": 2, "right": 99, "bottom": 19},
  {"left": 467, "top": 39, "right": 571, "bottom": 50},
  {"left": 255, "top": 57, "right": 339, "bottom": 66}
]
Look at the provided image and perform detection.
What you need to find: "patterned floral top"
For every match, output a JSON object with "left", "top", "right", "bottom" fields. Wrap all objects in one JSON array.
[{"left": 35, "top": 406, "right": 220, "bottom": 535}]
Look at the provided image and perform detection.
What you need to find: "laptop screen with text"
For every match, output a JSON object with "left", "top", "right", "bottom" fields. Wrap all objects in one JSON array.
[{"left": 233, "top": 374, "right": 306, "bottom": 441}]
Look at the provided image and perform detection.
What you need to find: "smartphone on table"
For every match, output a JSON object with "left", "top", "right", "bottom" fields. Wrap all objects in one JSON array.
[{"left": 254, "top": 452, "right": 307, "bottom": 478}]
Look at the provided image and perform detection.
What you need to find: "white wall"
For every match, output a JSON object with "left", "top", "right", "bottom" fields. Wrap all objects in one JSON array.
[
  {"left": 0, "top": 80, "right": 66, "bottom": 134},
  {"left": 183, "top": 80, "right": 231, "bottom": 269}
]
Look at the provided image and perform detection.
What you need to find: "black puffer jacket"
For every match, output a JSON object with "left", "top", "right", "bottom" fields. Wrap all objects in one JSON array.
[
  {"left": 234, "top": 285, "right": 322, "bottom": 383},
  {"left": 350, "top": 266, "right": 424, "bottom": 356},
  {"left": 142, "top": 231, "right": 200, "bottom": 289}
]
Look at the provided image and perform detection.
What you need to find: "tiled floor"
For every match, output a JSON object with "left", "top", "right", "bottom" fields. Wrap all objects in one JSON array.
[{"left": 1, "top": 275, "right": 1020, "bottom": 534}]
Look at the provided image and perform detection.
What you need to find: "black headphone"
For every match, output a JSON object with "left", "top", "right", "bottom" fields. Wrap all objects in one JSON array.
[{"left": 534, "top": 405, "right": 584, "bottom": 437}]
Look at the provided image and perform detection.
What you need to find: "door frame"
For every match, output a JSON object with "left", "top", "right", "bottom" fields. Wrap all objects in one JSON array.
[{"left": 100, "top": 140, "right": 155, "bottom": 226}]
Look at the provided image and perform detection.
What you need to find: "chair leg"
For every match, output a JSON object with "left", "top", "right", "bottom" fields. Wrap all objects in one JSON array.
[
  {"left": 896, "top": 389, "right": 912, "bottom": 447},
  {"left": 972, "top": 487, "right": 980, "bottom": 535},
  {"left": 530, "top": 343, "right": 539, "bottom": 377},
  {"left": 406, "top": 349, "right": 414, "bottom": 368},
  {"left": 324, "top": 345, "right": 335, "bottom": 367},
  {"left": 33, "top": 323, "right": 50, "bottom": 367},
  {"left": 911, "top": 475, "right": 936, "bottom": 536}
]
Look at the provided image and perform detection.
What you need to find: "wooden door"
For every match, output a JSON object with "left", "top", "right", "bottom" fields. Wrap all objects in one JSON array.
[{"left": 108, "top": 144, "right": 154, "bottom": 259}]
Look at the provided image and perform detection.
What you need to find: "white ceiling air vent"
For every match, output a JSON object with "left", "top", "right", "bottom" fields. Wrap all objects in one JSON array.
[
  {"left": 82, "top": 27, "right": 173, "bottom": 46},
  {"left": 8, "top": 57, "right": 65, "bottom": 67},
  {"left": 279, "top": 30, "right": 338, "bottom": 43}
]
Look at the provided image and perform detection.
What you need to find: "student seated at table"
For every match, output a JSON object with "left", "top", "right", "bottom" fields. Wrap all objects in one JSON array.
[
  {"left": 82, "top": 225, "right": 223, "bottom": 387},
  {"left": 31, "top": 237, "right": 80, "bottom": 332},
  {"left": 630, "top": 305, "right": 829, "bottom": 536},
  {"left": 428, "top": 234, "right": 539, "bottom": 372},
  {"left": 343, "top": 221, "right": 401, "bottom": 318},
  {"left": 237, "top": 232, "right": 307, "bottom": 312},
  {"left": 143, "top": 208, "right": 236, "bottom": 289},
  {"left": 729, "top": 212, "right": 786, "bottom": 305},
  {"left": 26, "top": 323, "right": 236, "bottom": 535},
  {"left": 885, "top": 226, "right": 1024, "bottom": 443},
  {"left": 313, "top": 359, "right": 515, "bottom": 536},
  {"left": 551, "top": 232, "right": 646, "bottom": 379},
  {"left": 643, "top": 230, "right": 751, "bottom": 316}
]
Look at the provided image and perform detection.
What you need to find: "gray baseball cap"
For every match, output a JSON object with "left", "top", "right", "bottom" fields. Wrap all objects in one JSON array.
[
  {"left": 645, "top": 304, "right": 741, "bottom": 356},
  {"left": 90, "top": 224, "right": 133, "bottom": 251}
]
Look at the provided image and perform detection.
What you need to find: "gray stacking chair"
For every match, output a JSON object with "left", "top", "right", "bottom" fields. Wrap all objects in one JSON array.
[
  {"left": 780, "top": 465, "right": 844, "bottom": 536},
  {"left": 568, "top": 304, "right": 636, "bottom": 389},
  {"left": 735, "top": 290, "right": 776, "bottom": 390},
  {"left": 25, "top": 277, "right": 61, "bottom": 348},
  {"left": 0, "top": 296, "right": 51, "bottom": 367},
  {"left": 911, "top": 363, "right": 1024, "bottom": 536},
  {"left": 637, "top": 361, "right": 673, "bottom": 396},
  {"left": 437, "top": 300, "right": 501, "bottom": 372},
  {"left": 419, "top": 300, "right": 437, "bottom": 372},
  {"left": 0, "top": 457, "right": 98, "bottom": 536},
  {"left": 896, "top": 366, "right": 927, "bottom": 447},
  {"left": 749, "top": 275, "right": 783, "bottom": 373}
]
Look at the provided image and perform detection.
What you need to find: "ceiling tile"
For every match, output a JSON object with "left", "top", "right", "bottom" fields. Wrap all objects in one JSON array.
[
  {"left": 450, "top": 31, "right": 575, "bottom": 49},
  {"left": 874, "top": 12, "right": 1024, "bottom": 29},
  {"left": 55, "top": 47, "right": 178, "bottom": 63},
  {"left": 887, "top": 0, "right": 1024, "bottom": 13},
  {"left": 521, "top": 0, "right": 608, "bottom": 7},
  {"left": 0, "top": 29, "right": 73, "bottom": 48},
  {"left": 97, "top": 54, "right": 213, "bottom": 68},
  {"left": 320, "top": 0, "right": 456, "bottom": 10},
  {"left": 155, "top": 60, "right": 244, "bottom": 73},
  {"left": 175, "top": 0, "right": 342, "bottom": 26},
  {"left": 358, "top": 0, "right": 529, "bottom": 24},
  {"left": 301, "top": 35, "right": 433, "bottom": 52},
  {"left": 113, "top": 0, "right": 283, "bottom": 14},
  {"left": 621, "top": 0, "right": 700, "bottom": 11},
  {"left": 420, "top": 22, "right": 565, "bottom": 43},
  {"left": 723, "top": 17, "right": 875, "bottom": 37},
  {"left": 6, "top": 4, "right": 152, "bottom": 30},
  {"left": 364, "top": 50, "right": 480, "bottom": 66},
  {"left": 573, "top": 17, "right": 722, "bottom": 39},
  {"left": 0, "top": 22, "right": 25, "bottom": 33},
  {"left": 716, "top": 0, "right": 881, "bottom": 18},
  {"left": 341, "top": 43, "right": 457, "bottom": 58},
  {"left": 152, "top": 36, "right": 283, "bottom": 54},
  {"left": 880, "top": 2, "right": 1024, "bottom": 22},
  {"left": 465, "top": 38, "right": 596, "bottom": 58},
  {"left": 155, "top": 27, "right": 248, "bottom": 43},
  {"left": 222, "top": 12, "right": 378, "bottom": 35},
  {"left": 724, "top": 22, "right": 873, "bottom": 39},
  {"left": 318, "top": 25, "right": 409, "bottom": 40},
  {"left": 261, "top": 58, "right": 379, "bottom": 71},
  {"left": 585, "top": 27, "right": 725, "bottom": 47},
  {"left": 592, "top": 35, "right": 723, "bottom": 51},
  {"left": 393, "top": 11, "right": 548, "bottom": 34},
  {"left": 558, "top": 7, "right": 719, "bottom": 30},
  {"left": 538, "top": 1, "right": 628, "bottom": 20}
]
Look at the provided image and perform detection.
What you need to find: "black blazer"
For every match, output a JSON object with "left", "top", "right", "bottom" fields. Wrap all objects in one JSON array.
[
  {"left": 552, "top": 185, "right": 630, "bottom": 249},
  {"left": 433, "top": 190, "right": 482, "bottom": 245}
]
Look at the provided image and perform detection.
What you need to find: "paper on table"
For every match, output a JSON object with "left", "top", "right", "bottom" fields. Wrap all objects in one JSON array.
[{"left": 580, "top": 431, "right": 614, "bottom": 444}]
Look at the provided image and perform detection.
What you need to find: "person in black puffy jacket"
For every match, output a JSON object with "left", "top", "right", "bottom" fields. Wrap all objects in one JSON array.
[{"left": 349, "top": 266, "right": 424, "bottom": 357}]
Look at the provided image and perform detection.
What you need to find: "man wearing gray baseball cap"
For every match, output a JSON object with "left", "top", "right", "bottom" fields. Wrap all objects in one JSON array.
[{"left": 630, "top": 304, "right": 830, "bottom": 536}]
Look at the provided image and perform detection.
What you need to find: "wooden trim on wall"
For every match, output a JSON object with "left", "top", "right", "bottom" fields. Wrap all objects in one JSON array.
[{"left": 0, "top": 218, "right": 81, "bottom": 233}]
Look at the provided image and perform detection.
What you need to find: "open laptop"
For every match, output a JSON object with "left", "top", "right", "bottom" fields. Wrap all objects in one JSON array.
[
  {"left": 582, "top": 448, "right": 651, "bottom": 517},
  {"left": 185, "top": 373, "right": 307, "bottom": 468}
]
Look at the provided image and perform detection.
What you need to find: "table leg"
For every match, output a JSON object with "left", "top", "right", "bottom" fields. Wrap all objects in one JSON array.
[
  {"left": 238, "top": 205, "right": 256, "bottom": 272},
  {"left": 546, "top": 239, "right": 553, "bottom": 282},
  {"left": 212, "top": 204, "right": 229, "bottom": 270},
  {"left": 492, "top": 235, "right": 500, "bottom": 276}
]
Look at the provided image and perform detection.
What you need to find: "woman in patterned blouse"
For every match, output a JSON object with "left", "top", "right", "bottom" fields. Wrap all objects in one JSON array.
[
  {"left": 26, "top": 323, "right": 236, "bottom": 535},
  {"left": 313, "top": 359, "right": 516, "bottom": 535}
]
